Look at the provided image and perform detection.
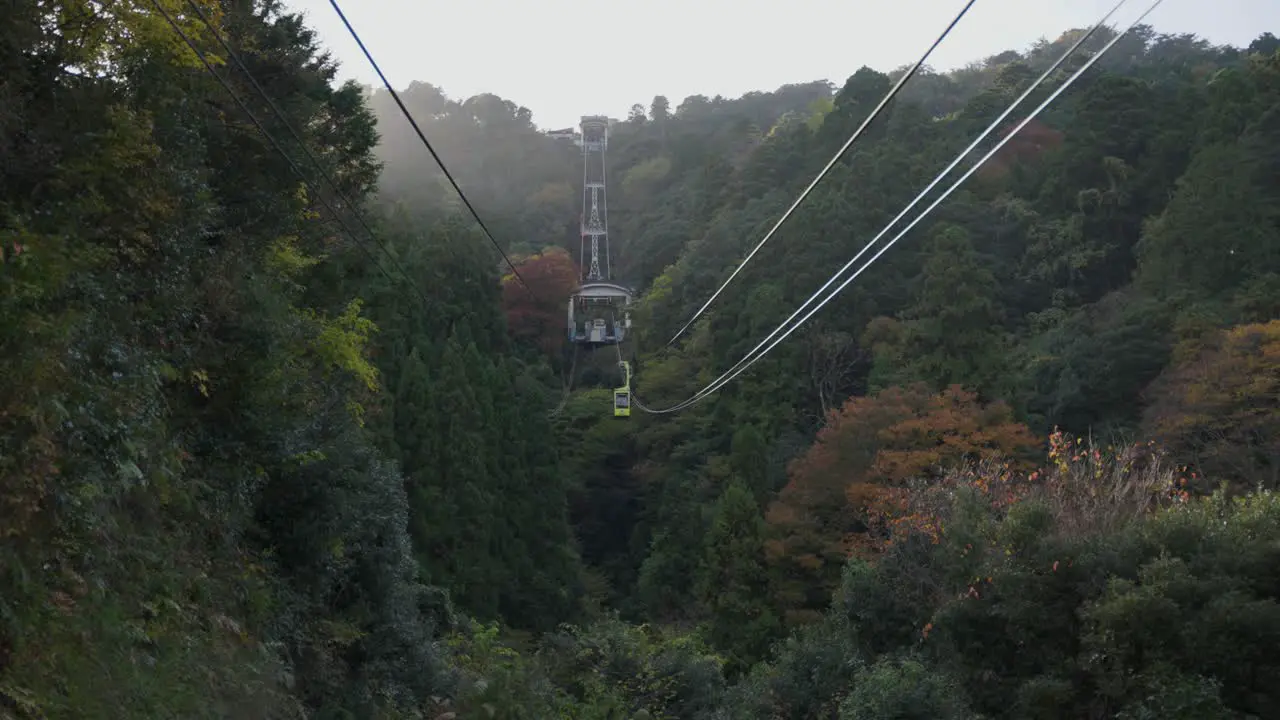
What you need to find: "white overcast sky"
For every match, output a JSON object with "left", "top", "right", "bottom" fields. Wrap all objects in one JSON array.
[{"left": 283, "top": 0, "right": 1277, "bottom": 130}]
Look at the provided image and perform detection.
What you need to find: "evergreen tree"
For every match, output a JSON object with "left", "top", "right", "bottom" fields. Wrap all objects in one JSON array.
[{"left": 697, "top": 481, "right": 780, "bottom": 676}]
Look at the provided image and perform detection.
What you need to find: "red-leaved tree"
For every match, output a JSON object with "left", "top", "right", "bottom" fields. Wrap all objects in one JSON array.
[
  {"left": 501, "top": 246, "right": 579, "bottom": 358},
  {"left": 764, "top": 383, "right": 1038, "bottom": 624}
]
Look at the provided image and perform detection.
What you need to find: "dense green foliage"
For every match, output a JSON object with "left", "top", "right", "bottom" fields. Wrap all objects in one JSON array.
[
  {"left": 3, "top": 3, "right": 1278, "bottom": 718},
  {"left": 0, "top": 2, "right": 575, "bottom": 716}
]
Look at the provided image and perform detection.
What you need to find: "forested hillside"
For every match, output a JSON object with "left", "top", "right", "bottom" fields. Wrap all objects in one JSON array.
[{"left": 2, "top": 2, "right": 1279, "bottom": 718}]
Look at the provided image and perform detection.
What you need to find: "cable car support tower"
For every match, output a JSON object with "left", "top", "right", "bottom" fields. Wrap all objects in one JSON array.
[{"left": 565, "top": 115, "right": 634, "bottom": 415}]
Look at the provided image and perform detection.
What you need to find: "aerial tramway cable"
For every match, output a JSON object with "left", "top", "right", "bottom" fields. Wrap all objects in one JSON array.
[
  {"left": 547, "top": 344, "right": 581, "bottom": 419},
  {"left": 642, "top": 0, "right": 1136, "bottom": 413},
  {"left": 326, "top": 0, "right": 540, "bottom": 300},
  {"left": 666, "top": 0, "right": 980, "bottom": 346},
  {"left": 637, "top": 0, "right": 1163, "bottom": 415}
]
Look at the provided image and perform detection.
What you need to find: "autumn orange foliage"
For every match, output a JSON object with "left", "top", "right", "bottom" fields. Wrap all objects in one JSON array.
[
  {"left": 867, "top": 429, "right": 1192, "bottom": 556},
  {"left": 763, "top": 384, "right": 1038, "bottom": 622},
  {"left": 1142, "top": 319, "right": 1280, "bottom": 491},
  {"left": 501, "top": 247, "right": 579, "bottom": 357}
]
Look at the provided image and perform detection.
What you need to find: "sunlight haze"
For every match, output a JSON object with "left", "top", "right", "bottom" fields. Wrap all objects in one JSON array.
[{"left": 283, "top": 0, "right": 1277, "bottom": 130}]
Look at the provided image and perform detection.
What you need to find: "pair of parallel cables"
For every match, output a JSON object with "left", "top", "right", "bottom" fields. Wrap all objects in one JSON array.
[
  {"left": 639, "top": 0, "right": 1163, "bottom": 414},
  {"left": 154, "top": 0, "right": 1164, "bottom": 415}
]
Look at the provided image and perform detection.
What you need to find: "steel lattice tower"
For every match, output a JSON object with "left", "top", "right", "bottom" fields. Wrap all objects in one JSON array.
[{"left": 579, "top": 116, "right": 610, "bottom": 281}]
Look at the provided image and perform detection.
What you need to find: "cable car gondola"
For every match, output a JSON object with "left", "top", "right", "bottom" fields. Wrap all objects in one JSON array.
[{"left": 613, "top": 361, "right": 632, "bottom": 418}]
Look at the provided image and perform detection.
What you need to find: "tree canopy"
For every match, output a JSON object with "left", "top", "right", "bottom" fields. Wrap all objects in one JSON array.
[{"left": 3, "top": 5, "right": 1279, "bottom": 718}]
